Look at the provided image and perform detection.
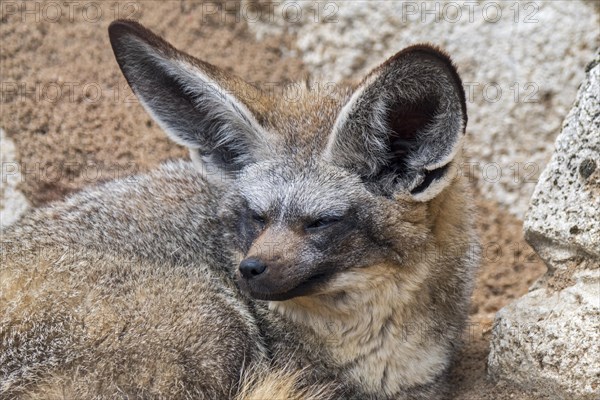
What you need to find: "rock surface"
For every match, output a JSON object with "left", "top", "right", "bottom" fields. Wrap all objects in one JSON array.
[
  {"left": 0, "top": 129, "right": 30, "bottom": 230},
  {"left": 489, "top": 267, "right": 599, "bottom": 398},
  {"left": 247, "top": 0, "right": 600, "bottom": 218},
  {"left": 525, "top": 53, "right": 600, "bottom": 262},
  {"left": 488, "top": 52, "right": 600, "bottom": 399}
]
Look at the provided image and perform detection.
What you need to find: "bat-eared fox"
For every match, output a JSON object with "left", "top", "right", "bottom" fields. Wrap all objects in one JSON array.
[{"left": 1, "top": 20, "right": 480, "bottom": 400}]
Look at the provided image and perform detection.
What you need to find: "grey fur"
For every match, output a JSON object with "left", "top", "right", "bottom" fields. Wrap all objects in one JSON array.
[
  {"left": 0, "top": 20, "right": 480, "bottom": 400},
  {"left": 1, "top": 162, "right": 265, "bottom": 399}
]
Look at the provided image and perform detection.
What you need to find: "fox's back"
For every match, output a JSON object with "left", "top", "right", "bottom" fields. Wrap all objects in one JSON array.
[{"left": 0, "top": 162, "right": 267, "bottom": 399}]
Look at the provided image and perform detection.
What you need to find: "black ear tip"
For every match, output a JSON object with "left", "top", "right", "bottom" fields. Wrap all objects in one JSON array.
[
  {"left": 109, "top": 19, "right": 144, "bottom": 34},
  {"left": 108, "top": 19, "right": 161, "bottom": 49},
  {"left": 108, "top": 20, "right": 141, "bottom": 52},
  {"left": 382, "top": 43, "right": 457, "bottom": 72},
  {"left": 108, "top": 19, "right": 176, "bottom": 63},
  {"left": 109, "top": 19, "right": 139, "bottom": 40},
  {"left": 401, "top": 44, "right": 455, "bottom": 64}
]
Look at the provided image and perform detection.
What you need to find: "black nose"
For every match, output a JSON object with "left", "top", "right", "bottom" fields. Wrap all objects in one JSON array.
[{"left": 239, "top": 258, "right": 267, "bottom": 279}]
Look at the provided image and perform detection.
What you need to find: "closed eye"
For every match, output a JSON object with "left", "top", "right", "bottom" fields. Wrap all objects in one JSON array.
[
  {"left": 305, "top": 216, "right": 342, "bottom": 231},
  {"left": 250, "top": 212, "right": 267, "bottom": 225}
]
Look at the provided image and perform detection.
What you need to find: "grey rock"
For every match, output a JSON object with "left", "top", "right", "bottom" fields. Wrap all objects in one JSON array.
[
  {"left": 524, "top": 52, "right": 600, "bottom": 263},
  {"left": 488, "top": 267, "right": 600, "bottom": 399},
  {"left": 0, "top": 129, "right": 30, "bottom": 230},
  {"left": 488, "top": 52, "right": 600, "bottom": 399}
]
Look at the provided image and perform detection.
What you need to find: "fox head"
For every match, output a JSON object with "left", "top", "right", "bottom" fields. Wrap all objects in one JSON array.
[{"left": 109, "top": 20, "right": 468, "bottom": 302}]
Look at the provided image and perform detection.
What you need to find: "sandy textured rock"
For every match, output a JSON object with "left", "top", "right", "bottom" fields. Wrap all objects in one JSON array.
[
  {"left": 0, "top": 129, "right": 30, "bottom": 230},
  {"left": 488, "top": 267, "right": 600, "bottom": 399},
  {"left": 524, "top": 52, "right": 600, "bottom": 262},
  {"left": 247, "top": 0, "right": 600, "bottom": 218},
  {"left": 488, "top": 53, "right": 600, "bottom": 398}
]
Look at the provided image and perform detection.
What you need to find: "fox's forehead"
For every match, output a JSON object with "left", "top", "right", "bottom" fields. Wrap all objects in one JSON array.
[
  {"left": 259, "top": 83, "right": 354, "bottom": 148},
  {"left": 237, "top": 161, "right": 365, "bottom": 219}
]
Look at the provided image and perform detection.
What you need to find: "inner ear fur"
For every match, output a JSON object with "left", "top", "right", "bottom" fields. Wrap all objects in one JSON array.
[{"left": 325, "top": 44, "right": 467, "bottom": 201}]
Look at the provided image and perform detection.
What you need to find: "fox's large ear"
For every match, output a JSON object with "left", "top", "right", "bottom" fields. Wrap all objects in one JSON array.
[
  {"left": 324, "top": 45, "right": 467, "bottom": 201},
  {"left": 108, "top": 20, "right": 272, "bottom": 180}
]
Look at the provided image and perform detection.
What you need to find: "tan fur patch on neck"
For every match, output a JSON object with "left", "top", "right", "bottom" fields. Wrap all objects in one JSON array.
[{"left": 270, "top": 263, "right": 448, "bottom": 396}]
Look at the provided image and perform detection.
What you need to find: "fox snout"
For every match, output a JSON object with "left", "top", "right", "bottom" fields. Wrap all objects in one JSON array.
[
  {"left": 237, "top": 255, "right": 330, "bottom": 302},
  {"left": 236, "top": 228, "right": 333, "bottom": 301}
]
